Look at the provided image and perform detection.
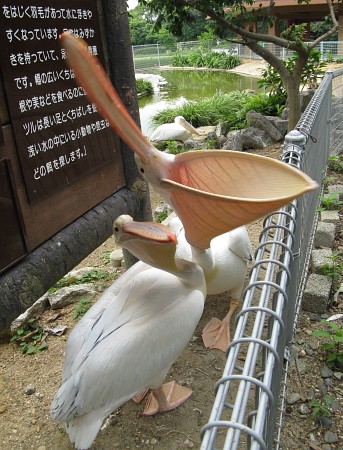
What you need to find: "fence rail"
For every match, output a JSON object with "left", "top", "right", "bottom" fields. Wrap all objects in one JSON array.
[
  {"left": 199, "top": 69, "right": 341, "bottom": 449},
  {"left": 132, "top": 41, "right": 343, "bottom": 71}
]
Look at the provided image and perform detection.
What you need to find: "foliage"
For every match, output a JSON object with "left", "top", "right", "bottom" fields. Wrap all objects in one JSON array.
[
  {"left": 165, "top": 140, "right": 188, "bottom": 154},
  {"left": 138, "top": 0, "right": 339, "bottom": 129},
  {"left": 320, "top": 252, "right": 343, "bottom": 290},
  {"left": 72, "top": 296, "right": 94, "bottom": 320},
  {"left": 10, "top": 319, "right": 48, "bottom": 355},
  {"left": 172, "top": 49, "right": 241, "bottom": 69},
  {"left": 155, "top": 209, "right": 169, "bottom": 223},
  {"left": 102, "top": 250, "right": 112, "bottom": 265},
  {"left": 49, "top": 269, "right": 114, "bottom": 293},
  {"left": 152, "top": 90, "right": 285, "bottom": 132},
  {"left": 318, "top": 192, "right": 343, "bottom": 211},
  {"left": 309, "top": 394, "right": 335, "bottom": 419},
  {"left": 136, "top": 78, "right": 154, "bottom": 97},
  {"left": 328, "top": 155, "right": 343, "bottom": 173},
  {"left": 312, "top": 320, "right": 343, "bottom": 368},
  {"left": 258, "top": 49, "right": 326, "bottom": 96}
]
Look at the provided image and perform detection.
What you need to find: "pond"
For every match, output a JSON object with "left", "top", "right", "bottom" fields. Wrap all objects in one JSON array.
[{"left": 138, "top": 69, "right": 260, "bottom": 136}]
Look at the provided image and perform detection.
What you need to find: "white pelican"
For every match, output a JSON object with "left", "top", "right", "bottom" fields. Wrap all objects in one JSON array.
[
  {"left": 51, "top": 216, "right": 206, "bottom": 450},
  {"left": 60, "top": 33, "right": 318, "bottom": 250},
  {"left": 149, "top": 116, "right": 199, "bottom": 142},
  {"left": 169, "top": 216, "right": 253, "bottom": 352}
]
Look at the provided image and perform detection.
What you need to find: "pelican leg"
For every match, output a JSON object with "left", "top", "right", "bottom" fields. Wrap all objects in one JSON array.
[
  {"left": 202, "top": 298, "right": 239, "bottom": 352},
  {"left": 143, "top": 381, "right": 192, "bottom": 416}
]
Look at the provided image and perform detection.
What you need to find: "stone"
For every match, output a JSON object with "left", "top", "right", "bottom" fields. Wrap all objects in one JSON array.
[
  {"left": 246, "top": 110, "right": 284, "bottom": 141},
  {"left": 320, "top": 209, "right": 340, "bottom": 224},
  {"left": 48, "top": 284, "right": 96, "bottom": 310},
  {"left": 333, "top": 371, "right": 343, "bottom": 381},
  {"left": 265, "top": 116, "right": 288, "bottom": 137},
  {"left": 314, "top": 222, "right": 336, "bottom": 248},
  {"left": 327, "top": 183, "right": 343, "bottom": 201},
  {"left": 65, "top": 267, "right": 98, "bottom": 281},
  {"left": 302, "top": 274, "right": 332, "bottom": 313},
  {"left": 109, "top": 249, "right": 123, "bottom": 268},
  {"left": 223, "top": 130, "right": 243, "bottom": 151},
  {"left": 298, "top": 403, "right": 310, "bottom": 414},
  {"left": 215, "top": 121, "right": 230, "bottom": 137},
  {"left": 286, "top": 392, "right": 301, "bottom": 404},
  {"left": 320, "top": 365, "right": 333, "bottom": 378},
  {"left": 317, "top": 380, "right": 327, "bottom": 395},
  {"left": 311, "top": 248, "right": 333, "bottom": 274},
  {"left": 25, "top": 385, "right": 36, "bottom": 395},
  {"left": 0, "top": 404, "right": 7, "bottom": 414},
  {"left": 10, "top": 293, "right": 50, "bottom": 334},
  {"left": 241, "top": 126, "right": 273, "bottom": 149},
  {"left": 324, "top": 431, "right": 338, "bottom": 443}
]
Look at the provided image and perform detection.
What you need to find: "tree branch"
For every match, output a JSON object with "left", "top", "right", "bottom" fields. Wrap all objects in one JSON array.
[{"left": 309, "top": 0, "right": 339, "bottom": 49}]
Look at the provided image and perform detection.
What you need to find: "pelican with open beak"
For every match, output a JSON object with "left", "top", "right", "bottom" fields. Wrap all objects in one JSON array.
[{"left": 60, "top": 33, "right": 318, "bottom": 249}]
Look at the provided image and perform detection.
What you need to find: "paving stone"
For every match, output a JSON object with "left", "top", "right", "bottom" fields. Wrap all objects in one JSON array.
[
  {"left": 311, "top": 248, "right": 333, "bottom": 274},
  {"left": 302, "top": 274, "right": 332, "bottom": 313},
  {"left": 320, "top": 209, "right": 340, "bottom": 224},
  {"left": 314, "top": 222, "right": 336, "bottom": 248},
  {"left": 327, "top": 183, "right": 343, "bottom": 201}
]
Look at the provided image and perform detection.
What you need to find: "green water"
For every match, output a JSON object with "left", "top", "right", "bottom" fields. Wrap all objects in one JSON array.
[{"left": 138, "top": 69, "right": 260, "bottom": 136}]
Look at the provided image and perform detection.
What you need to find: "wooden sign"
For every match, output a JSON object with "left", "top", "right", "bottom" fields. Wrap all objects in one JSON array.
[{"left": 0, "top": 1, "right": 121, "bottom": 202}]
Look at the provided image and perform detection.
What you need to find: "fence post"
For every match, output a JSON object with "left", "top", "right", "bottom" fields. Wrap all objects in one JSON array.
[{"left": 157, "top": 43, "right": 161, "bottom": 68}]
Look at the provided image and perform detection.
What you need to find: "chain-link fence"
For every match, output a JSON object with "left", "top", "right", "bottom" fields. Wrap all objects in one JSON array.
[
  {"left": 199, "top": 69, "right": 341, "bottom": 449},
  {"left": 132, "top": 41, "right": 343, "bottom": 71}
]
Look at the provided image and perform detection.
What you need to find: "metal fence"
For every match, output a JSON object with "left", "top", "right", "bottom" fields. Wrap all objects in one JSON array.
[
  {"left": 132, "top": 41, "right": 343, "bottom": 71},
  {"left": 198, "top": 70, "right": 342, "bottom": 449}
]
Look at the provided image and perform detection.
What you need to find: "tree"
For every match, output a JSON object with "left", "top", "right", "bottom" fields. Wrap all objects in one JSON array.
[{"left": 138, "top": 0, "right": 339, "bottom": 130}]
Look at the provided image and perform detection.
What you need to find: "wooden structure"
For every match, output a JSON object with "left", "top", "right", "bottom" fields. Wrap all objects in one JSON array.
[
  {"left": 0, "top": 0, "right": 151, "bottom": 336},
  {"left": 247, "top": 0, "right": 343, "bottom": 40}
]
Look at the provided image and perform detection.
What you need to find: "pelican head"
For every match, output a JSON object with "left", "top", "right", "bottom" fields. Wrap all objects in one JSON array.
[
  {"left": 114, "top": 215, "right": 178, "bottom": 271},
  {"left": 61, "top": 33, "right": 318, "bottom": 249},
  {"left": 174, "top": 116, "right": 199, "bottom": 135}
]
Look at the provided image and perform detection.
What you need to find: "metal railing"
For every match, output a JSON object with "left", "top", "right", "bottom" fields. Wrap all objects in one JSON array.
[
  {"left": 132, "top": 41, "right": 343, "bottom": 71},
  {"left": 199, "top": 69, "right": 341, "bottom": 449}
]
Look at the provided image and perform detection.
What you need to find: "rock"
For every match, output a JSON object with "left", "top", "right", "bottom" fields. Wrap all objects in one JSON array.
[
  {"left": 48, "top": 284, "right": 96, "bottom": 310},
  {"left": 327, "top": 183, "right": 343, "bottom": 201},
  {"left": 10, "top": 293, "right": 50, "bottom": 334},
  {"left": 109, "top": 249, "right": 123, "bottom": 268},
  {"left": 246, "top": 110, "right": 284, "bottom": 141},
  {"left": 333, "top": 371, "right": 343, "bottom": 380},
  {"left": 150, "top": 438, "right": 157, "bottom": 445},
  {"left": 265, "top": 116, "right": 288, "bottom": 137},
  {"left": 317, "top": 380, "right": 327, "bottom": 395},
  {"left": 321, "top": 365, "right": 333, "bottom": 378},
  {"left": 215, "top": 121, "right": 230, "bottom": 137},
  {"left": 311, "top": 248, "right": 333, "bottom": 274},
  {"left": 286, "top": 393, "right": 301, "bottom": 405},
  {"left": 25, "top": 385, "right": 36, "bottom": 395},
  {"left": 324, "top": 431, "right": 338, "bottom": 443},
  {"left": 314, "top": 222, "right": 336, "bottom": 248},
  {"left": 320, "top": 209, "right": 340, "bottom": 224},
  {"left": 321, "top": 445, "right": 332, "bottom": 450},
  {"left": 298, "top": 403, "right": 310, "bottom": 414},
  {"left": 319, "top": 416, "right": 332, "bottom": 428},
  {"left": 65, "top": 267, "right": 98, "bottom": 281},
  {"left": 223, "top": 130, "right": 243, "bottom": 151},
  {"left": 0, "top": 404, "right": 7, "bottom": 414},
  {"left": 302, "top": 274, "right": 332, "bottom": 313},
  {"left": 241, "top": 126, "right": 273, "bottom": 149}
]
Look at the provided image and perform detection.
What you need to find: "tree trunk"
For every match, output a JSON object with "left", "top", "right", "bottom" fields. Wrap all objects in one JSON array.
[{"left": 285, "top": 77, "right": 302, "bottom": 131}]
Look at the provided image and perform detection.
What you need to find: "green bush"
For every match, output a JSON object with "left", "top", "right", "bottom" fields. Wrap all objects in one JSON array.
[
  {"left": 136, "top": 78, "right": 154, "bottom": 97},
  {"left": 172, "top": 50, "right": 241, "bottom": 70},
  {"left": 152, "top": 91, "right": 285, "bottom": 131}
]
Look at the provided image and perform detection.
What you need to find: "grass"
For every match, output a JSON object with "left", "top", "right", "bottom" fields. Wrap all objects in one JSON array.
[{"left": 152, "top": 91, "right": 284, "bottom": 131}]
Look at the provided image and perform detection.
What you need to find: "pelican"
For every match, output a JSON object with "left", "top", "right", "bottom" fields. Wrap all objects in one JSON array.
[
  {"left": 149, "top": 116, "right": 199, "bottom": 142},
  {"left": 60, "top": 33, "right": 318, "bottom": 250},
  {"left": 169, "top": 215, "right": 253, "bottom": 351},
  {"left": 51, "top": 216, "right": 206, "bottom": 450}
]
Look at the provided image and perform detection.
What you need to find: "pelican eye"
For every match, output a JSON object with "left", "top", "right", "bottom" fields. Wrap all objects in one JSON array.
[
  {"left": 114, "top": 226, "right": 119, "bottom": 232},
  {"left": 140, "top": 168, "right": 145, "bottom": 173}
]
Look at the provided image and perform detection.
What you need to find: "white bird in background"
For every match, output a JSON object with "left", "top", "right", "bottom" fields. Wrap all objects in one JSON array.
[
  {"left": 61, "top": 32, "right": 318, "bottom": 251},
  {"left": 169, "top": 216, "right": 253, "bottom": 352},
  {"left": 51, "top": 216, "right": 206, "bottom": 450},
  {"left": 149, "top": 115, "right": 200, "bottom": 142}
]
